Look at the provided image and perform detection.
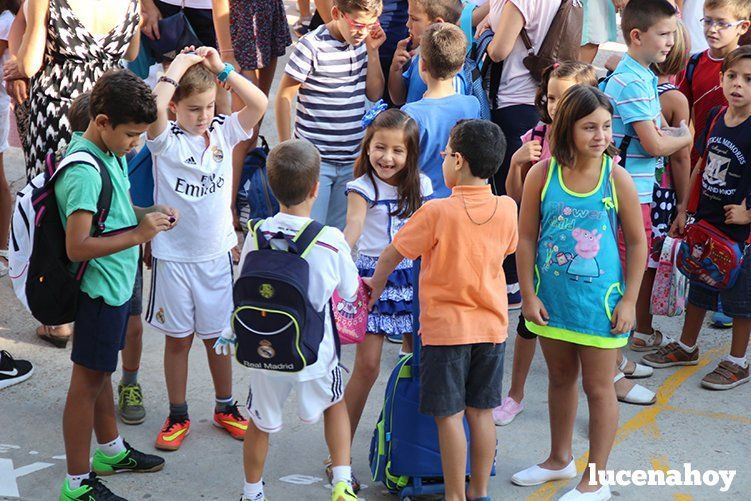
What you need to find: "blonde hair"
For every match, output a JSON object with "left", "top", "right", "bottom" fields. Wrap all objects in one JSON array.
[
  {"left": 173, "top": 64, "right": 216, "bottom": 102},
  {"left": 652, "top": 20, "right": 691, "bottom": 76},
  {"left": 704, "top": 0, "right": 751, "bottom": 20}
]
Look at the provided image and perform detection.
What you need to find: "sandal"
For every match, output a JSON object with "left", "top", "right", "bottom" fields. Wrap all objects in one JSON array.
[
  {"left": 323, "top": 457, "right": 360, "bottom": 493},
  {"left": 618, "top": 356, "right": 653, "bottom": 379},
  {"left": 614, "top": 373, "right": 656, "bottom": 405},
  {"left": 36, "top": 324, "right": 72, "bottom": 348},
  {"left": 630, "top": 329, "right": 672, "bottom": 352}
]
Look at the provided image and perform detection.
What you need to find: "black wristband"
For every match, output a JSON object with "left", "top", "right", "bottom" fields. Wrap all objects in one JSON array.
[{"left": 158, "top": 76, "right": 179, "bottom": 88}]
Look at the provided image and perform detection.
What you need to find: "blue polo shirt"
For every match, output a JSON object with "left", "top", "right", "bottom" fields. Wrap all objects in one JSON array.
[
  {"left": 601, "top": 53, "right": 662, "bottom": 203},
  {"left": 402, "top": 54, "right": 468, "bottom": 104}
]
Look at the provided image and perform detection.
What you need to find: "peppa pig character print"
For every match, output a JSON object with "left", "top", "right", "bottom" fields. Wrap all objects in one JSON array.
[{"left": 566, "top": 228, "right": 603, "bottom": 282}]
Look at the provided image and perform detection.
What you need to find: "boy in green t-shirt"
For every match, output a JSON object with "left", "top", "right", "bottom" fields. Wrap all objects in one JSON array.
[{"left": 57, "top": 69, "right": 179, "bottom": 501}]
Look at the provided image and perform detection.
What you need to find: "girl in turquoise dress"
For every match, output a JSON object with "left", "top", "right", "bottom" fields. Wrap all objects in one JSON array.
[{"left": 513, "top": 85, "right": 647, "bottom": 501}]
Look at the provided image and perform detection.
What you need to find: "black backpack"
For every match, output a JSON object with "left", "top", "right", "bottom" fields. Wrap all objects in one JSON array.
[
  {"left": 11, "top": 151, "right": 115, "bottom": 325},
  {"left": 233, "top": 219, "right": 329, "bottom": 372}
]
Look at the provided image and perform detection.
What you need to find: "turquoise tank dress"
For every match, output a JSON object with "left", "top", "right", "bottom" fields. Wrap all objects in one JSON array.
[{"left": 526, "top": 156, "right": 628, "bottom": 348}]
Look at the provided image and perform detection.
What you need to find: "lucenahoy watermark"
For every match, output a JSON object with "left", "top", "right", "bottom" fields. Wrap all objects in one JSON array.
[{"left": 588, "top": 463, "right": 736, "bottom": 492}]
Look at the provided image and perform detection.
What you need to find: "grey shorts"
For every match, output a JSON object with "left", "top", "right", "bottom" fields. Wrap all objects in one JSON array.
[
  {"left": 419, "top": 342, "right": 505, "bottom": 417},
  {"left": 128, "top": 261, "right": 143, "bottom": 317}
]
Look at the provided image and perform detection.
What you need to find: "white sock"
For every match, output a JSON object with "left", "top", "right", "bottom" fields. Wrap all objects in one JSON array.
[
  {"left": 66, "top": 473, "right": 89, "bottom": 490},
  {"left": 725, "top": 354, "right": 748, "bottom": 368},
  {"left": 243, "top": 479, "right": 264, "bottom": 500},
  {"left": 677, "top": 340, "right": 696, "bottom": 353},
  {"left": 331, "top": 465, "right": 352, "bottom": 486},
  {"left": 97, "top": 435, "right": 126, "bottom": 457}
]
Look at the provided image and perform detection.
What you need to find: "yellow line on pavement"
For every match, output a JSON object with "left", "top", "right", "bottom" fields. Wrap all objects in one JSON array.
[{"left": 525, "top": 345, "right": 727, "bottom": 501}]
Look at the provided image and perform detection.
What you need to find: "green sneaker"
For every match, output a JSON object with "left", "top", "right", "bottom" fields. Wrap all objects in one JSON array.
[
  {"left": 118, "top": 382, "right": 145, "bottom": 425},
  {"left": 331, "top": 481, "right": 357, "bottom": 501},
  {"left": 92, "top": 441, "right": 165, "bottom": 476},
  {"left": 60, "top": 473, "right": 126, "bottom": 500}
]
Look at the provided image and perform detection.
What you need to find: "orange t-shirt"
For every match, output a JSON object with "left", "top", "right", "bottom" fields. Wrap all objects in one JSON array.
[{"left": 392, "top": 185, "right": 518, "bottom": 346}]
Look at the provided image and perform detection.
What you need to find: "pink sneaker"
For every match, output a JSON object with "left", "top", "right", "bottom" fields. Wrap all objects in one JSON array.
[{"left": 492, "top": 396, "right": 524, "bottom": 426}]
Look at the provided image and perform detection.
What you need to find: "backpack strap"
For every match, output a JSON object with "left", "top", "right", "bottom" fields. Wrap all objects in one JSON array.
[
  {"left": 54, "top": 151, "right": 114, "bottom": 237},
  {"left": 249, "top": 218, "right": 271, "bottom": 250},
  {"left": 291, "top": 220, "right": 326, "bottom": 258},
  {"left": 685, "top": 51, "right": 702, "bottom": 89},
  {"left": 531, "top": 124, "right": 547, "bottom": 148}
]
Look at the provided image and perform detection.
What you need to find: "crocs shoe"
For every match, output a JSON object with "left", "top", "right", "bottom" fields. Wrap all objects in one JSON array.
[
  {"left": 492, "top": 396, "right": 524, "bottom": 426},
  {"left": 214, "top": 401, "right": 248, "bottom": 440}
]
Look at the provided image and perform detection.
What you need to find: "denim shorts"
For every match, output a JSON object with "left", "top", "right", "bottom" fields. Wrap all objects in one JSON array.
[
  {"left": 71, "top": 292, "right": 130, "bottom": 373},
  {"left": 419, "top": 342, "right": 505, "bottom": 417},
  {"left": 688, "top": 248, "right": 751, "bottom": 319}
]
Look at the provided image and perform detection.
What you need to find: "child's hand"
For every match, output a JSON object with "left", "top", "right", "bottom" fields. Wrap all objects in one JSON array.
[
  {"left": 213, "top": 326, "right": 236, "bottom": 356},
  {"left": 669, "top": 209, "right": 687, "bottom": 237},
  {"left": 604, "top": 54, "right": 621, "bottom": 73},
  {"left": 195, "top": 46, "right": 225, "bottom": 74},
  {"left": 518, "top": 141, "right": 543, "bottom": 165},
  {"left": 366, "top": 23, "right": 387, "bottom": 52},
  {"left": 154, "top": 205, "right": 179, "bottom": 230},
  {"left": 611, "top": 298, "right": 635, "bottom": 334},
  {"left": 362, "top": 277, "right": 384, "bottom": 311},
  {"left": 143, "top": 241, "right": 153, "bottom": 269},
  {"left": 724, "top": 203, "right": 751, "bottom": 225},
  {"left": 135, "top": 212, "right": 172, "bottom": 243},
  {"left": 522, "top": 295, "right": 549, "bottom": 326},
  {"left": 661, "top": 120, "right": 691, "bottom": 138},
  {"left": 391, "top": 36, "right": 415, "bottom": 72},
  {"left": 475, "top": 16, "right": 491, "bottom": 37},
  {"left": 172, "top": 47, "right": 204, "bottom": 69}
]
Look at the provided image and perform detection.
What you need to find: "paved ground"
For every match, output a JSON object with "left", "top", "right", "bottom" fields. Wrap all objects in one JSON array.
[{"left": 1, "top": 3, "right": 750, "bottom": 501}]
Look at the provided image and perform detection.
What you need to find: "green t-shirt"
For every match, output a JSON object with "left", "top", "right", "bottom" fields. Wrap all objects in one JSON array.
[{"left": 55, "top": 133, "right": 139, "bottom": 307}]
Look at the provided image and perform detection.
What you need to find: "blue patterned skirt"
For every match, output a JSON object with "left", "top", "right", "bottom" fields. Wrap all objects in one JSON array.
[{"left": 356, "top": 254, "right": 414, "bottom": 336}]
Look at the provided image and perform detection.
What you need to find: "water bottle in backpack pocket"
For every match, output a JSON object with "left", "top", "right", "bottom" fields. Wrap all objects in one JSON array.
[{"left": 233, "top": 219, "right": 327, "bottom": 372}]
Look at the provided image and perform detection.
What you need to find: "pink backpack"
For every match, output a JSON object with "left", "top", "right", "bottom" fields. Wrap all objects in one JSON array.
[
  {"left": 332, "top": 277, "right": 370, "bottom": 345},
  {"left": 651, "top": 236, "right": 688, "bottom": 317}
]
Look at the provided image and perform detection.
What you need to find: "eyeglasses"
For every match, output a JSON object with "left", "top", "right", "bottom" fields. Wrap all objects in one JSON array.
[
  {"left": 700, "top": 18, "right": 747, "bottom": 31},
  {"left": 342, "top": 12, "right": 380, "bottom": 32},
  {"left": 440, "top": 150, "right": 458, "bottom": 159}
]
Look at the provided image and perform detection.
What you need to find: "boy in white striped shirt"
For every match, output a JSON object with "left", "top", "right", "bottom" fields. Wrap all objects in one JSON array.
[{"left": 275, "top": 0, "right": 386, "bottom": 230}]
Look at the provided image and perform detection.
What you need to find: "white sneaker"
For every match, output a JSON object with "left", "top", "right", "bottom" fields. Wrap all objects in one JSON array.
[
  {"left": 558, "top": 484, "right": 611, "bottom": 500},
  {"left": 511, "top": 459, "right": 577, "bottom": 486}
]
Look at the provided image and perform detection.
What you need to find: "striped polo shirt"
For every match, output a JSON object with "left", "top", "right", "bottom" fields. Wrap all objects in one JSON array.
[
  {"left": 285, "top": 25, "right": 368, "bottom": 165},
  {"left": 601, "top": 54, "right": 662, "bottom": 203}
]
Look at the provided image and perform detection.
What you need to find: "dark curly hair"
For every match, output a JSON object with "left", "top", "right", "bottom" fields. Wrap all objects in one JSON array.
[{"left": 89, "top": 69, "right": 158, "bottom": 127}]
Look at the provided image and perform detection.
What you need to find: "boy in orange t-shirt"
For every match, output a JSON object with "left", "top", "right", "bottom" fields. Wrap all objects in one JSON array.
[{"left": 365, "top": 119, "right": 518, "bottom": 501}]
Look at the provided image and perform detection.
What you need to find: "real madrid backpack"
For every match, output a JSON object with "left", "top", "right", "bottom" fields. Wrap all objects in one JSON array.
[{"left": 233, "top": 218, "right": 327, "bottom": 372}]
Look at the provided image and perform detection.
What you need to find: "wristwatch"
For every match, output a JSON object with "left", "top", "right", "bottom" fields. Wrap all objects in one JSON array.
[{"left": 217, "top": 63, "right": 235, "bottom": 83}]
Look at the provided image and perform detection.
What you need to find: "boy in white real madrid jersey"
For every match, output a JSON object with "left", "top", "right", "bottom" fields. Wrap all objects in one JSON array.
[
  {"left": 145, "top": 46, "right": 268, "bottom": 450},
  {"left": 214, "top": 140, "right": 360, "bottom": 501}
]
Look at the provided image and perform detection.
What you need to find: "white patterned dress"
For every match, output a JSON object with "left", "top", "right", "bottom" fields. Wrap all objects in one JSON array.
[{"left": 26, "top": 0, "right": 139, "bottom": 179}]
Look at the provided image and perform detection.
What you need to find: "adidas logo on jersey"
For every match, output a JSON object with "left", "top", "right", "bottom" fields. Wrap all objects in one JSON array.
[{"left": 185, "top": 156, "right": 197, "bottom": 165}]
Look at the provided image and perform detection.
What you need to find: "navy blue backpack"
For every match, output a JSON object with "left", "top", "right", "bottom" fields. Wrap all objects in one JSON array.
[
  {"left": 237, "top": 136, "right": 279, "bottom": 225},
  {"left": 233, "top": 219, "right": 327, "bottom": 372},
  {"left": 369, "top": 334, "right": 498, "bottom": 498}
]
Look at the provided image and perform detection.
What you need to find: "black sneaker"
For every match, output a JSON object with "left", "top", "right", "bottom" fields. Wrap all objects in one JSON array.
[
  {"left": 60, "top": 473, "right": 127, "bottom": 500},
  {"left": 92, "top": 441, "right": 165, "bottom": 476},
  {"left": 0, "top": 351, "right": 33, "bottom": 390}
]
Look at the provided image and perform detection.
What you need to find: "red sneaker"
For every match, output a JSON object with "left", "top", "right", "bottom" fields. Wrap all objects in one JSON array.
[
  {"left": 213, "top": 401, "right": 248, "bottom": 440},
  {"left": 155, "top": 416, "right": 190, "bottom": 451}
]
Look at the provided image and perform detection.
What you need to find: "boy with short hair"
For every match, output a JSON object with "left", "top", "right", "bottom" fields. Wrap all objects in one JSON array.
[
  {"left": 602, "top": 0, "right": 693, "bottom": 353},
  {"left": 388, "top": 0, "right": 465, "bottom": 105},
  {"left": 275, "top": 0, "right": 385, "bottom": 230},
  {"left": 366, "top": 119, "right": 517, "bottom": 501},
  {"left": 678, "top": 0, "right": 751, "bottom": 168},
  {"left": 145, "top": 47, "right": 268, "bottom": 450},
  {"left": 58, "top": 69, "right": 174, "bottom": 501},
  {"left": 217, "top": 139, "right": 360, "bottom": 501},
  {"left": 401, "top": 22, "right": 480, "bottom": 199},
  {"left": 643, "top": 46, "right": 751, "bottom": 390}
]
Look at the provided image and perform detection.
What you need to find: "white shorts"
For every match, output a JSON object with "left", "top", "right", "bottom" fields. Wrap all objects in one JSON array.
[
  {"left": 246, "top": 366, "right": 344, "bottom": 433},
  {"left": 145, "top": 253, "right": 234, "bottom": 339}
]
